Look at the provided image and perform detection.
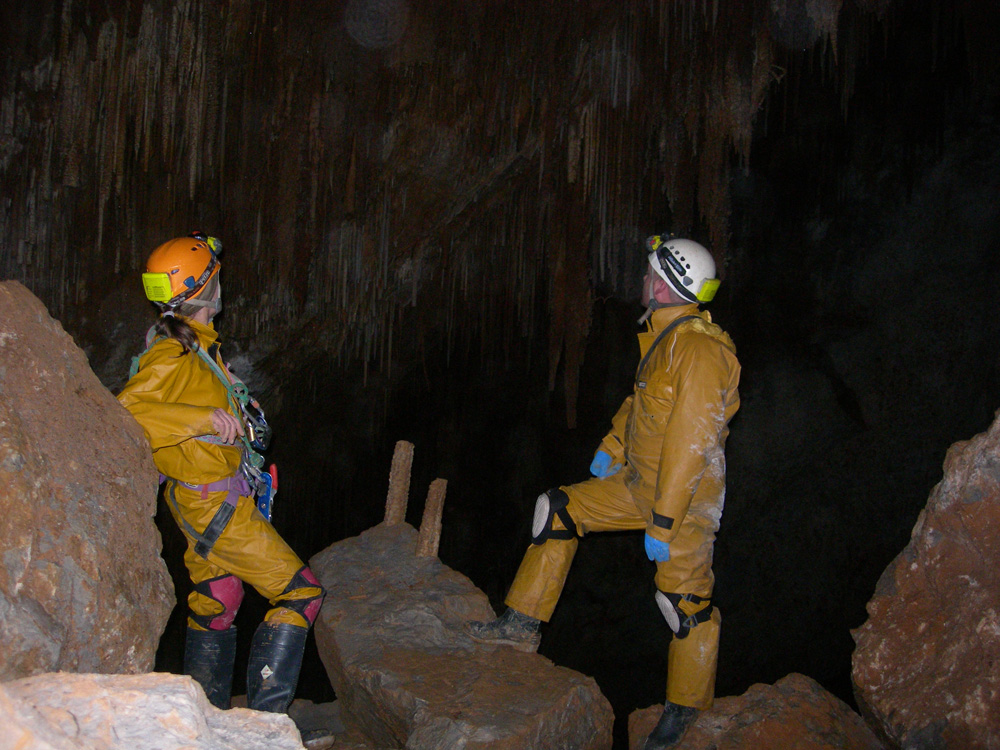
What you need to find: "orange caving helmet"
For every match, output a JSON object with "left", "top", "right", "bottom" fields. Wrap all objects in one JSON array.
[{"left": 142, "top": 232, "right": 222, "bottom": 307}]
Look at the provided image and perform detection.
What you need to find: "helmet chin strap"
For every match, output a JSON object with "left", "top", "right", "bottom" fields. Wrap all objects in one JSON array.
[
  {"left": 185, "top": 297, "right": 219, "bottom": 310},
  {"left": 637, "top": 296, "right": 687, "bottom": 325},
  {"left": 185, "top": 288, "right": 222, "bottom": 313}
]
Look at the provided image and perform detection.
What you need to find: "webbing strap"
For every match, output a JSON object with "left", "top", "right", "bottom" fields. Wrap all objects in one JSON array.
[
  {"left": 635, "top": 315, "right": 698, "bottom": 386},
  {"left": 165, "top": 477, "right": 244, "bottom": 559},
  {"left": 549, "top": 507, "right": 578, "bottom": 539},
  {"left": 651, "top": 511, "right": 675, "bottom": 530},
  {"left": 189, "top": 343, "right": 263, "bottom": 469},
  {"left": 130, "top": 326, "right": 263, "bottom": 468},
  {"left": 663, "top": 591, "right": 713, "bottom": 639},
  {"left": 544, "top": 488, "right": 577, "bottom": 542},
  {"left": 195, "top": 502, "right": 237, "bottom": 559}
]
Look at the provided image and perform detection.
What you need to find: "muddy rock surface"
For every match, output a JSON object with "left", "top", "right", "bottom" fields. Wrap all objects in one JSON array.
[
  {"left": 852, "top": 410, "right": 1000, "bottom": 749},
  {"left": 0, "top": 281, "right": 173, "bottom": 679},
  {"left": 629, "top": 673, "right": 883, "bottom": 750},
  {"left": 310, "top": 522, "right": 615, "bottom": 749}
]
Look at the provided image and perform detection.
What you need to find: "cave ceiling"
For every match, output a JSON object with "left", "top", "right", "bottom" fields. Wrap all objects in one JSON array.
[{"left": 0, "top": 0, "right": 996, "bottom": 407}]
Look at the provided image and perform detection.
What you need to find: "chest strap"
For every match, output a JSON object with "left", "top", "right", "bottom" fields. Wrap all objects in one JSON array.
[{"left": 636, "top": 315, "right": 698, "bottom": 387}]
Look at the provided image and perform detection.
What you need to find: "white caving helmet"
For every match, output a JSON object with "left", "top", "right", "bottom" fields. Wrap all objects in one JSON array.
[{"left": 646, "top": 234, "right": 720, "bottom": 303}]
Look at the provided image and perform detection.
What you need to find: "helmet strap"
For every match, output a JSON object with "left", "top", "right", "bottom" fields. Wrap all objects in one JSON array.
[
  {"left": 184, "top": 280, "right": 222, "bottom": 313},
  {"left": 637, "top": 295, "right": 689, "bottom": 325},
  {"left": 638, "top": 289, "right": 668, "bottom": 324}
]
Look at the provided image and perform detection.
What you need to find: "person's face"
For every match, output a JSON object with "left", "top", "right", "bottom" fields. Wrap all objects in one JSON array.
[
  {"left": 212, "top": 278, "right": 222, "bottom": 316},
  {"left": 642, "top": 262, "right": 687, "bottom": 307},
  {"left": 192, "top": 275, "right": 222, "bottom": 324},
  {"left": 641, "top": 263, "right": 658, "bottom": 306}
]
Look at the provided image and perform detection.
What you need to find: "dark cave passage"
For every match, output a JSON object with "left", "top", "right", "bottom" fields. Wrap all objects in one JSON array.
[{"left": 3, "top": 0, "right": 999, "bottom": 747}]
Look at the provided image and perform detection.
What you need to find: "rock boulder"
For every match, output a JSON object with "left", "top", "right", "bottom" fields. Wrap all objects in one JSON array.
[
  {"left": 0, "top": 672, "right": 304, "bottom": 749},
  {"left": 0, "top": 281, "right": 173, "bottom": 679},
  {"left": 310, "top": 522, "right": 614, "bottom": 749},
  {"left": 852, "top": 411, "right": 1000, "bottom": 748},
  {"left": 629, "top": 673, "right": 883, "bottom": 749}
]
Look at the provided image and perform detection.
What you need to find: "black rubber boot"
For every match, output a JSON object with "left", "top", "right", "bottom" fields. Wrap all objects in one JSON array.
[
  {"left": 466, "top": 607, "right": 541, "bottom": 653},
  {"left": 246, "top": 622, "right": 309, "bottom": 713},
  {"left": 183, "top": 626, "right": 238, "bottom": 710},
  {"left": 642, "top": 702, "right": 699, "bottom": 750}
]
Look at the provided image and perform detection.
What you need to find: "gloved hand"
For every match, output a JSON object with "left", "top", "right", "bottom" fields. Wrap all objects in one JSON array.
[
  {"left": 644, "top": 533, "right": 671, "bottom": 562},
  {"left": 589, "top": 450, "right": 621, "bottom": 478}
]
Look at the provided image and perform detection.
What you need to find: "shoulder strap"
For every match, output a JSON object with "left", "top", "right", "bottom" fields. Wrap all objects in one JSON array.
[
  {"left": 635, "top": 315, "right": 698, "bottom": 385},
  {"left": 127, "top": 326, "right": 264, "bottom": 468},
  {"left": 190, "top": 341, "right": 265, "bottom": 469},
  {"left": 129, "top": 325, "right": 167, "bottom": 379}
]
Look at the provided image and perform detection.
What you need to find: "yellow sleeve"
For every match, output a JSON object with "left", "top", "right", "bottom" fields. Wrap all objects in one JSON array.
[
  {"left": 117, "top": 342, "right": 218, "bottom": 451},
  {"left": 649, "top": 335, "right": 731, "bottom": 541},
  {"left": 598, "top": 395, "right": 633, "bottom": 464}
]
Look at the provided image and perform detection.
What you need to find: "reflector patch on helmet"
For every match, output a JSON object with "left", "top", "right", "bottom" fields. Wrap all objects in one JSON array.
[
  {"left": 696, "top": 278, "right": 721, "bottom": 302},
  {"left": 142, "top": 272, "right": 174, "bottom": 302}
]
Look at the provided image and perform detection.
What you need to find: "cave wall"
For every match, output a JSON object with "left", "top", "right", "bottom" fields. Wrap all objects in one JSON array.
[
  {"left": 1, "top": 0, "right": 795, "bottom": 384},
  {"left": 3, "top": 0, "right": 1000, "bottom": 746}
]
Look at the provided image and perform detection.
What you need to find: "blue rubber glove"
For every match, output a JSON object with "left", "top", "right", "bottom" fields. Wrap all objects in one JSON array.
[
  {"left": 644, "top": 533, "right": 671, "bottom": 562},
  {"left": 589, "top": 450, "right": 621, "bottom": 478}
]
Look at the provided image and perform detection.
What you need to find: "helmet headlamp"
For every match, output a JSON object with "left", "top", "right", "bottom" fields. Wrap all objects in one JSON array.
[{"left": 142, "top": 272, "right": 175, "bottom": 303}]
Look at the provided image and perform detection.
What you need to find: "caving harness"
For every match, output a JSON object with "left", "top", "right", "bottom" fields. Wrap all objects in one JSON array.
[{"left": 130, "top": 326, "right": 279, "bottom": 546}]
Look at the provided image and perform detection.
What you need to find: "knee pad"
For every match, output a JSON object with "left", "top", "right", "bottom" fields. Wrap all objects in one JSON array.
[
  {"left": 655, "top": 590, "right": 713, "bottom": 640},
  {"left": 191, "top": 574, "right": 245, "bottom": 631},
  {"left": 531, "top": 488, "right": 577, "bottom": 545},
  {"left": 276, "top": 566, "right": 326, "bottom": 626}
]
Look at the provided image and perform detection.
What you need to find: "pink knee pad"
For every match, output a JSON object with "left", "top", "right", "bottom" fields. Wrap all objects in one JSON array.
[
  {"left": 279, "top": 567, "right": 326, "bottom": 625},
  {"left": 193, "top": 574, "right": 245, "bottom": 631}
]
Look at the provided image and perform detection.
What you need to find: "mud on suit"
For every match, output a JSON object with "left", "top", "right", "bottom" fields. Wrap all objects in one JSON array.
[
  {"left": 117, "top": 318, "right": 324, "bottom": 639},
  {"left": 505, "top": 305, "right": 740, "bottom": 710}
]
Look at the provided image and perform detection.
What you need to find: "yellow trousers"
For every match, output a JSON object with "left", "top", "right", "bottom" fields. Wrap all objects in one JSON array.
[
  {"left": 165, "top": 480, "right": 323, "bottom": 630},
  {"left": 504, "top": 473, "right": 720, "bottom": 710}
]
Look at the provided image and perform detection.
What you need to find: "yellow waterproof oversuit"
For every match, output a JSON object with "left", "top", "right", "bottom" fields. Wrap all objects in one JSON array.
[
  {"left": 117, "top": 318, "right": 323, "bottom": 631},
  {"left": 505, "top": 304, "right": 740, "bottom": 709}
]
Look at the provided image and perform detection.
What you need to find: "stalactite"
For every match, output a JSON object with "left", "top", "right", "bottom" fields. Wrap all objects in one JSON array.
[{"left": 0, "top": 0, "right": 918, "bottom": 397}]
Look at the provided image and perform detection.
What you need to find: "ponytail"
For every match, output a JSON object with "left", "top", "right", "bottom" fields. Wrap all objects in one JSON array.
[
  {"left": 153, "top": 313, "right": 199, "bottom": 354},
  {"left": 154, "top": 274, "right": 220, "bottom": 354}
]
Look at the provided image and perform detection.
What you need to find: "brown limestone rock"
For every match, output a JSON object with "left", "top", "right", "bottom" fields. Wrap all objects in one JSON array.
[
  {"left": 629, "top": 673, "right": 883, "bottom": 750},
  {"left": 0, "top": 672, "right": 305, "bottom": 749},
  {"left": 310, "top": 522, "right": 614, "bottom": 749},
  {"left": 0, "top": 281, "right": 173, "bottom": 679},
  {"left": 852, "top": 411, "right": 1000, "bottom": 749}
]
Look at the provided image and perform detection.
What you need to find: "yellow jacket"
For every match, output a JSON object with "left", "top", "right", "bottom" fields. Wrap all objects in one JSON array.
[
  {"left": 117, "top": 319, "right": 242, "bottom": 485},
  {"left": 599, "top": 305, "right": 740, "bottom": 543}
]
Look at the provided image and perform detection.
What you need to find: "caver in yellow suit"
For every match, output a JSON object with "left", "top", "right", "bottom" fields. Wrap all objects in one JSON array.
[
  {"left": 117, "top": 233, "right": 324, "bottom": 714},
  {"left": 470, "top": 235, "right": 739, "bottom": 750}
]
